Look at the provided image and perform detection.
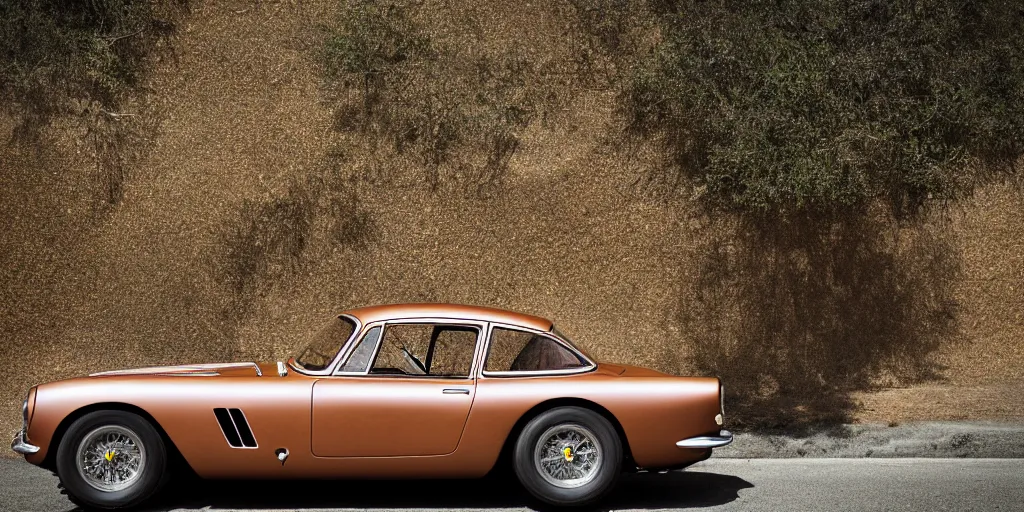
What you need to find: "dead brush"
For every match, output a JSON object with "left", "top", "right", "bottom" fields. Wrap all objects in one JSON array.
[
  {"left": 319, "top": 0, "right": 558, "bottom": 196},
  {"left": 217, "top": 167, "right": 376, "bottom": 319},
  {"left": 0, "top": 0, "right": 188, "bottom": 206},
  {"left": 221, "top": 184, "right": 316, "bottom": 303},
  {"left": 681, "top": 211, "right": 960, "bottom": 428}
]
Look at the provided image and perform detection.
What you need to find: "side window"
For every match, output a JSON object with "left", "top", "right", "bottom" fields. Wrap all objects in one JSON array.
[
  {"left": 336, "top": 326, "right": 382, "bottom": 373},
  {"left": 427, "top": 327, "right": 478, "bottom": 377},
  {"left": 372, "top": 324, "right": 431, "bottom": 375},
  {"left": 486, "top": 327, "right": 588, "bottom": 372},
  {"left": 370, "top": 323, "right": 478, "bottom": 377}
]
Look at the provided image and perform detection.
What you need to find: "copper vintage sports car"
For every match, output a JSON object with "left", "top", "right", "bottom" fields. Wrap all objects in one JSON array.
[{"left": 12, "top": 304, "right": 731, "bottom": 510}]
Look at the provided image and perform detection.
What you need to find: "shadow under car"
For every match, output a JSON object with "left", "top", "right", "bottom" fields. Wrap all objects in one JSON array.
[{"left": 135, "top": 470, "right": 753, "bottom": 511}]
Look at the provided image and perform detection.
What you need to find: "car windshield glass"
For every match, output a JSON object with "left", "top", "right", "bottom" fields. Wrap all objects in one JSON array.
[{"left": 295, "top": 316, "right": 356, "bottom": 371}]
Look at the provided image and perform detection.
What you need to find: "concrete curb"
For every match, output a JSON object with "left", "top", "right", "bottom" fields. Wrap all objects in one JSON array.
[{"left": 718, "top": 421, "right": 1024, "bottom": 458}]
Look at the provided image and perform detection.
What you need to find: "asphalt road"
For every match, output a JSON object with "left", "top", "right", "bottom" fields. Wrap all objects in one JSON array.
[{"left": 2, "top": 458, "right": 1022, "bottom": 512}]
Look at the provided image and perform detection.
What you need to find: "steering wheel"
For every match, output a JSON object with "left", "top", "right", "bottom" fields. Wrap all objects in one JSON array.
[{"left": 400, "top": 347, "right": 427, "bottom": 375}]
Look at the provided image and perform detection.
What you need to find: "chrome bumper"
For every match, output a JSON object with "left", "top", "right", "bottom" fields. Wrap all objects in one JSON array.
[
  {"left": 11, "top": 430, "right": 40, "bottom": 455},
  {"left": 676, "top": 429, "right": 733, "bottom": 449}
]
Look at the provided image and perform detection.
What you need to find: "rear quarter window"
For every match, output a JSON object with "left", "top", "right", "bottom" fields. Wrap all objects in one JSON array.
[{"left": 486, "top": 327, "right": 588, "bottom": 372}]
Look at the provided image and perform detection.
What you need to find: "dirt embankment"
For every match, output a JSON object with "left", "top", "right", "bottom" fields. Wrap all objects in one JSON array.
[{"left": 2, "top": 0, "right": 1023, "bottom": 449}]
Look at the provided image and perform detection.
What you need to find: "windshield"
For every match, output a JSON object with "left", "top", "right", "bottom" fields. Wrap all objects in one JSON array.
[{"left": 295, "top": 316, "right": 357, "bottom": 371}]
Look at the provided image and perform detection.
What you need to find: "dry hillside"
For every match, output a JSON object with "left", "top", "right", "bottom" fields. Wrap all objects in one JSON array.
[{"left": 2, "top": 0, "right": 1023, "bottom": 449}]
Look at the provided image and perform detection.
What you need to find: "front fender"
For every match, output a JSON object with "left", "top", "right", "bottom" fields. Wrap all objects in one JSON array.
[{"left": 23, "top": 373, "right": 314, "bottom": 477}]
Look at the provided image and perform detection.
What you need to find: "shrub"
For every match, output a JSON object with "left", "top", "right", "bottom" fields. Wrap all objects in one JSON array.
[
  {"left": 1, "top": 0, "right": 187, "bottom": 205},
  {"left": 0, "top": 0, "right": 184, "bottom": 139},
  {"left": 222, "top": 187, "right": 315, "bottom": 299},
  {"left": 218, "top": 169, "right": 376, "bottom": 316},
  {"left": 623, "top": 0, "right": 1024, "bottom": 214},
  {"left": 319, "top": 0, "right": 542, "bottom": 195}
]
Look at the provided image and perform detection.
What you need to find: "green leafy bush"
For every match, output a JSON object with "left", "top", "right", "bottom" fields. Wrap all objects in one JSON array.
[{"left": 623, "top": 0, "right": 1024, "bottom": 214}]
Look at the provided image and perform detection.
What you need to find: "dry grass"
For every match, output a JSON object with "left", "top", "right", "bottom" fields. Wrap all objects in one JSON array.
[
  {"left": 2, "top": 0, "right": 1023, "bottom": 451},
  {"left": 679, "top": 208, "right": 962, "bottom": 428}
]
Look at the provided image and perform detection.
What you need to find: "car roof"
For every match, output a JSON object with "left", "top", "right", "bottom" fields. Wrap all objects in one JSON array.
[{"left": 342, "top": 303, "right": 554, "bottom": 332}]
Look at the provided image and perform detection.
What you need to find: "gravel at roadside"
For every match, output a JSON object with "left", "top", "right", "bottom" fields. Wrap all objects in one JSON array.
[{"left": 721, "top": 421, "right": 1024, "bottom": 458}]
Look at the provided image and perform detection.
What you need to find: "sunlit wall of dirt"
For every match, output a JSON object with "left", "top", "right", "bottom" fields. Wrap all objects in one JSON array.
[{"left": 2, "top": 1, "right": 1022, "bottom": 444}]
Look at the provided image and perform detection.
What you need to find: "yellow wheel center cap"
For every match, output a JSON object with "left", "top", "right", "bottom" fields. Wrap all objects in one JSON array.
[
  {"left": 563, "top": 446, "right": 573, "bottom": 462},
  {"left": 104, "top": 450, "right": 115, "bottom": 462}
]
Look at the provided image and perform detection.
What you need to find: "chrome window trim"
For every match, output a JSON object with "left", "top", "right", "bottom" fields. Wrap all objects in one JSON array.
[
  {"left": 329, "top": 317, "right": 486, "bottom": 379},
  {"left": 479, "top": 322, "right": 597, "bottom": 378},
  {"left": 288, "top": 314, "right": 362, "bottom": 376},
  {"left": 332, "top": 321, "right": 385, "bottom": 375}
]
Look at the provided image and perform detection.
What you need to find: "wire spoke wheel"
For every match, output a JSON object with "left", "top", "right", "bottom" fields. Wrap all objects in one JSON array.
[
  {"left": 76, "top": 425, "right": 147, "bottom": 492},
  {"left": 533, "top": 423, "right": 603, "bottom": 489}
]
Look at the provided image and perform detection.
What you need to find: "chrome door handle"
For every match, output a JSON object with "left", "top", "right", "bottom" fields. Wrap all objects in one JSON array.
[{"left": 442, "top": 388, "right": 470, "bottom": 395}]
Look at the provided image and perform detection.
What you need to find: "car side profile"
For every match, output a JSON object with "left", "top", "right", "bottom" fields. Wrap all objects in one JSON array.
[{"left": 12, "top": 303, "right": 731, "bottom": 510}]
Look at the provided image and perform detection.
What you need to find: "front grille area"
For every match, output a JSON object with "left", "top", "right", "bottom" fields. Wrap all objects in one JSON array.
[{"left": 214, "top": 408, "right": 258, "bottom": 448}]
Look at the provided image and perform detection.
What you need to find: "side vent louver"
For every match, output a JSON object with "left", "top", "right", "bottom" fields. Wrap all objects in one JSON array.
[{"left": 213, "top": 408, "right": 257, "bottom": 448}]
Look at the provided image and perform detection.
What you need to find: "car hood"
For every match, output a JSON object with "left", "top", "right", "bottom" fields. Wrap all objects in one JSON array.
[{"left": 88, "top": 362, "right": 269, "bottom": 378}]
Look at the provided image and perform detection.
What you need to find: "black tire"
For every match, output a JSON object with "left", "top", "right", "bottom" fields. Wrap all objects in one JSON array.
[
  {"left": 513, "top": 406, "right": 622, "bottom": 507},
  {"left": 55, "top": 410, "right": 168, "bottom": 510}
]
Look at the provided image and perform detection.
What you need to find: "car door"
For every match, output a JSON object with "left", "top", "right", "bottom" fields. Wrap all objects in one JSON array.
[{"left": 311, "top": 320, "right": 483, "bottom": 457}]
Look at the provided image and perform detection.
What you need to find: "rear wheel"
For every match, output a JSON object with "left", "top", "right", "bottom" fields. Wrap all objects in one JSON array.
[
  {"left": 55, "top": 410, "right": 168, "bottom": 510},
  {"left": 513, "top": 406, "right": 622, "bottom": 506}
]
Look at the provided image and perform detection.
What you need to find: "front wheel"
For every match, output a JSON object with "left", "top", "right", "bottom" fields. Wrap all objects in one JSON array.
[
  {"left": 55, "top": 410, "right": 168, "bottom": 510},
  {"left": 513, "top": 406, "right": 622, "bottom": 506}
]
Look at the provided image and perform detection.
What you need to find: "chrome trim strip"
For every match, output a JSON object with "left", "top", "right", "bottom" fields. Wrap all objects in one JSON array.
[
  {"left": 676, "top": 430, "right": 733, "bottom": 449},
  {"left": 155, "top": 372, "right": 220, "bottom": 377},
  {"left": 481, "top": 368, "right": 596, "bottom": 377},
  {"left": 474, "top": 322, "right": 492, "bottom": 378},
  {"left": 478, "top": 321, "right": 597, "bottom": 378},
  {"left": 11, "top": 430, "right": 40, "bottom": 455},
  {"left": 90, "top": 362, "right": 261, "bottom": 377}
]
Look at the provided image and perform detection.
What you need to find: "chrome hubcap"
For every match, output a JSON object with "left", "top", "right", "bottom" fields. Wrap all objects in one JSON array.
[
  {"left": 76, "top": 425, "right": 146, "bottom": 492},
  {"left": 534, "top": 423, "right": 602, "bottom": 488}
]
